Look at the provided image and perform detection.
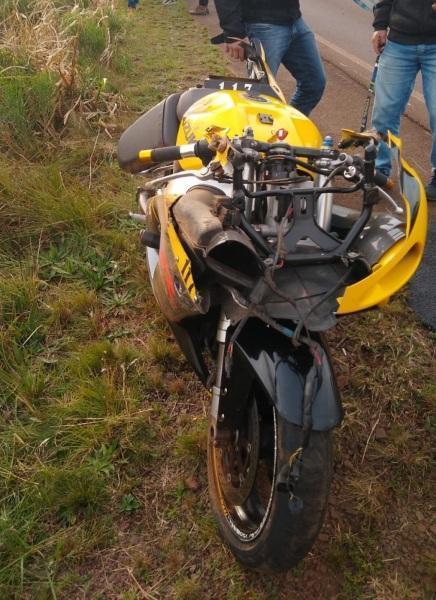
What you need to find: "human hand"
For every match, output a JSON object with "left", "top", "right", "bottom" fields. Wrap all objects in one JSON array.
[
  {"left": 372, "top": 30, "right": 387, "bottom": 54},
  {"left": 224, "top": 37, "right": 249, "bottom": 61}
]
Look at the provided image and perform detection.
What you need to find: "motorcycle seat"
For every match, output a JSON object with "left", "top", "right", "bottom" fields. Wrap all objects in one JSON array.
[
  {"left": 176, "top": 88, "right": 215, "bottom": 120},
  {"left": 118, "top": 92, "right": 182, "bottom": 173},
  {"left": 118, "top": 88, "right": 215, "bottom": 173}
]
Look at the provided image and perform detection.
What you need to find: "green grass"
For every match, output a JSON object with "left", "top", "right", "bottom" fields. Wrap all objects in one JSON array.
[
  {"left": 0, "top": 72, "right": 57, "bottom": 144},
  {"left": 78, "top": 17, "right": 108, "bottom": 60},
  {"left": 0, "top": 0, "right": 33, "bottom": 19},
  {"left": 0, "top": 2, "right": 228, "bottom": 596},
  {"left": 0, "top": 0, "right": 435, "bottom": 598},
  {"left": 327, "top": 531, "right": 383, "bottom": 598}
]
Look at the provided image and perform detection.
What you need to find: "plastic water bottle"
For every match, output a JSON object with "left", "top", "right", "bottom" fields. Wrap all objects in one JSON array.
[{"left": 321, "top": 135, "right": 334, "bottom": 149}]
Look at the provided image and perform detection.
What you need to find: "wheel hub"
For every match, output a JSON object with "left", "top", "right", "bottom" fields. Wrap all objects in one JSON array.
[{"left": 214, "top": 400, "right": 260, "bottom": 506}]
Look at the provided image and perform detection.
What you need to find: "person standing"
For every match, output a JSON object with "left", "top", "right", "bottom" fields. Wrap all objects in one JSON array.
[
  {"left": 189, "top": 0, "right": 209, "bottom": 16},
  {"left": 371, "top": 0, "right": 436, "bottom": 201},
  {"left": 212, "top": 0, "right": 326, "bottom": 116}
]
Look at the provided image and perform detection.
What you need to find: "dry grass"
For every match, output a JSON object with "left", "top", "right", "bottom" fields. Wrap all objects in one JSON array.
[
  {"left": 0, "top": 0, "right": 124, "bottom": 149},
  {"left": 1, "top": 0, "right": 78, "bottom": 77}
]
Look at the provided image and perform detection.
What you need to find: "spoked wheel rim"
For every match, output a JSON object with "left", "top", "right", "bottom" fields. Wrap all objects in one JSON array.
[{"left": 210, "top": 394, "right": 277, "bottom": 542}]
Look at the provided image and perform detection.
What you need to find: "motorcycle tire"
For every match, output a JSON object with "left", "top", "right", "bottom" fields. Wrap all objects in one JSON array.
[{"left": 207, "top": 388, "right": 332, "bottom": 572}]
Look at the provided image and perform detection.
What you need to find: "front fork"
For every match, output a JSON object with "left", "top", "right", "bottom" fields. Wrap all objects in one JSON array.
[
  {"left": 316, "top": 173, "right": 333, "bottom": 232},
  {"left": 210, "top": 310, "right": 231, "bottom": 438}
]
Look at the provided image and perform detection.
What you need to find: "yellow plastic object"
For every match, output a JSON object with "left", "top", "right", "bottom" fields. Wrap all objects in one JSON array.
[
  {"left": 148, "top": 194, "right": 205, "bottom": 321},
  {"left": 338, "top": 133, "right": 428, "bottom": 314},
  {"left": 258, "top": 44, "right": 287, "bottom": 105},
  {"left": 167, "top": 221, "right": 197, "bottom": 302},
  {"left": 176, "top": 90, "right": 322, "bottom": 170},
  {"left": 204, "top": 126, "right": 231, "bottom": 168},
  {"left": 138, "top": 149, "right": 153, "bottom": 165}
]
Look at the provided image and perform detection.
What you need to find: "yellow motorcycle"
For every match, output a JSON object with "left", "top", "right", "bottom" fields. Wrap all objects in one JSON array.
[{"left": 118, "top": 41, "right": 427, "bottom": 572}]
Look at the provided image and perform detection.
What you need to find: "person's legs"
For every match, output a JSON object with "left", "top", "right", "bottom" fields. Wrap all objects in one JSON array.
[
  {"left": 420, "top": 44, "right": 436, "bottom": 170},
  {"left": 199, "top": 0, "right": 208, "bottom": 5},
  {"left": 246, "top": 23, "right": 292, "bottom": 77},
  {"left": 371, "top": 41, "right": 419, "bottom": 176},
  {"left": 280, "top": 18, "right": 326, "bottom": 115},
  {"left": 420, "top": 43, "right": 436, "bottom": 200}
]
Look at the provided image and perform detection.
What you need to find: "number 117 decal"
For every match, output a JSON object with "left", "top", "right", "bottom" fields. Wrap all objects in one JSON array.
[{"left": 218, "top": 82, "right": 253, "bottom": 91}]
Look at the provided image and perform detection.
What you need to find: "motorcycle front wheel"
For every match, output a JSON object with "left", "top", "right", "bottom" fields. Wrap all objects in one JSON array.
[{"left": 207, "top": 388, "right": 332, "bottom": 572}]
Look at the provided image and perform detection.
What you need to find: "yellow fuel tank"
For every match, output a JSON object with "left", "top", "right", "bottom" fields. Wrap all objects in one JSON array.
[{"left": 176, "top": 90, "right": 322, "bottom": 170}]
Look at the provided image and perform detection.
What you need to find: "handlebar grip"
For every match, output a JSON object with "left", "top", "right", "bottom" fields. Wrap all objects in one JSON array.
[
  {"left": 138, "top": 140, "right": 215, "bottom": 167},
  {"left": 139, "top": 145, "right": 184, "bottom": 166}
]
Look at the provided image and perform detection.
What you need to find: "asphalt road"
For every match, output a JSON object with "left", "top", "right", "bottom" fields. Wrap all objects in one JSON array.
[
  {"left": 301, "top": 0, "right": 425, "bottom": 113},
  {"left": 302, "top": 0, "right": 375, "bottom": 66}
]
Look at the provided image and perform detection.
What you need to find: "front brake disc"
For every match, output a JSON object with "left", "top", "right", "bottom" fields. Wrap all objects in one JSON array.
[{"left": 214, "top": 399, "right": 260, "bottom": 507}]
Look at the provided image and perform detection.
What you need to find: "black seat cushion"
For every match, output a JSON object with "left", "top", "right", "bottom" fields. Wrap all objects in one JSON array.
[
  {"left": 176, "top": 88, "right": 215, "bottom": 120},
  {"left": 117, "top": 88, "right": 215, "bottom": 173},
  {"left": 117, "top": 93, "right": 181, "bottom": 173}
]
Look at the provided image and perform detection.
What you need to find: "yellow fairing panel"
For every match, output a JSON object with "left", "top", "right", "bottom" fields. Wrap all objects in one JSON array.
[
  {"left": 167, "top": 221, "right": 197, "bottom": 302},
  {"left": 176, "top": 90, "right": 322, "bottom": 170},
  {"left": 338, "top": 133, "right": 427, "bottom": 314}
]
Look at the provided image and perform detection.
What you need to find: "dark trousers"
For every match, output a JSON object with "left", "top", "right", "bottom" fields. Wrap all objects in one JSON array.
[{"left": 199, "top": 0, "right": 208, "bottom": 5}]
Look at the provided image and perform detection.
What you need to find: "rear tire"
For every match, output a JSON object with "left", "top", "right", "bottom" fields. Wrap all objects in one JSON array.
[{"left": 207, "top": 390, "right": 332, "bottom": 572}]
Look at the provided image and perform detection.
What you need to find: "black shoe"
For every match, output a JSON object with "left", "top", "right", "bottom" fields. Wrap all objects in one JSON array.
[
  {"left": 374, "top": 170, "right": 394, "bottom": 190},
  {"left": 426, "top": 171, "right": 436, "bottom": 202}
]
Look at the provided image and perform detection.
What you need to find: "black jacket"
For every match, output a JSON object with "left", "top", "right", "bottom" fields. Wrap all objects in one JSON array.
[
  {"left": 373, "top": 0, "right": 436, "bottom": 45},
  {"left": 214, "top": 0, "right": 301, "bottom": 41}
]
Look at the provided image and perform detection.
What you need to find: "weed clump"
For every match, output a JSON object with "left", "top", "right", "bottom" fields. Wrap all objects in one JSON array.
[
  {"left": 175, "top": 419, "right": 207, "bottom": 460},
  {"left": 173, "top": 577, "right": 203, "bottom": 600},
  {"left": 0, "top": 72, "right": 57, "bottom": 144},
  {"left": 40, "top": 466, "right": 109, "bottom": 524},
  {"left": 0, "top": 0, "right": 126, "bottom": 155},
  {"left": 78, "top": 17, "right": 107, "bottom": 59}
]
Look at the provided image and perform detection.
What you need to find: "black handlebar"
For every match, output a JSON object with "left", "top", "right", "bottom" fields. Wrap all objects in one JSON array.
[
  {"left": 138, "top": 139, "right": 215, "bottom": 167},
  {"left": 137, "top": 137, "right": 376, "bottom": 186},
  {"left": 150, "top": 145, "right": 184, "bottom": 163},
  {"left": 139, "top": 138, "right": 340, "bottom": 167}
]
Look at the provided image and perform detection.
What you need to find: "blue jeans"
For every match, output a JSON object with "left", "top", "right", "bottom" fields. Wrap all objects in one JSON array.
[
  {"left": 246, "top": 19, "right": 326, "bottom": 116},
  {"left": 372, "top": 40, "right": 436, "bottom": 175}
]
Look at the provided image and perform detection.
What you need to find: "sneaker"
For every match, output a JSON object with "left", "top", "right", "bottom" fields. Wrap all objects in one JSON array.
[
  {"left": 425, "top": 171, "right": 436, "bottom": 202},
  {"left": 189, "top": 5, "right": 209, "bottom": 14}
]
